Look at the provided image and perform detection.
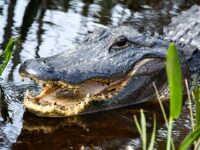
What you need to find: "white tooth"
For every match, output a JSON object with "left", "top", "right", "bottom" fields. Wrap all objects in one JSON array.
[
  {"left": 86, "top": 93, "right": 90, "bottom": 98},
  {"left": 25, "top": 89, "right": 30, "bottom": 95},
  {"left": 25, "top": 89, "right": 32, "bottom": 99}
]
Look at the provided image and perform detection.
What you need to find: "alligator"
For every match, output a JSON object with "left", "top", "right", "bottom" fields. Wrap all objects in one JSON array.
[{"left": 19, "top": 5, "right": 200, "bottom": 117}]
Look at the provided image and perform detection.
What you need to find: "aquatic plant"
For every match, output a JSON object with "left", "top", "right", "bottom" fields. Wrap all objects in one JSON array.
[
  {"left": 134, "top": 110, "right": 156, "bottom": 150},
  {"left": 166, "top": 44, "right": 200, "bottom": 150},
  {"left": 193, "top": 79, "right": 200, "bottom": 129},
  {"left": 0, "top": 38, "right": 15, "bottom": 75},
  {"left": 166, "top": 43, "right": 183, "bottom": 150},
  {"left": 0, "top": 38, "right": 15, "bottom": 123}
]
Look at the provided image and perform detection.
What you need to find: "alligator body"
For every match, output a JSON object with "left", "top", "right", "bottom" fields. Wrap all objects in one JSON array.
[{"left": 19, "top": 5, "right": 200, "bottom": 117}]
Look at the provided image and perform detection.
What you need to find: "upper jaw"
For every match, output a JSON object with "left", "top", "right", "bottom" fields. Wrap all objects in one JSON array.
[
  {"left": 19, "top": 52, "right": 166, "bottom": 100},
  {"left": 19, "top": 52, "right": 165, "bottom": 94},
  {"left": 22, "top": 57, "right": 165, "bottom": 99},
  {"left": 19, "top": 49, "right": 166, "bottom": 85}
]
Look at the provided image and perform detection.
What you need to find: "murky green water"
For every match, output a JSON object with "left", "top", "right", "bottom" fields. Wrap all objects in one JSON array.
[{"left": 0, "top": 0, "right": 199, "bottom": 149}]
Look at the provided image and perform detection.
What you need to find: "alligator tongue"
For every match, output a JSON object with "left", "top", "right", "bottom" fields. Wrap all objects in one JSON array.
[{"left": 78, "top": 78, "right": 127, "bottom": 95}]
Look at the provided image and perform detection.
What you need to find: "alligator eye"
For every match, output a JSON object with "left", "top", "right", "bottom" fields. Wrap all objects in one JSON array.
[{"left": 111, "top": 36, "right": 130, "bottom": 51}]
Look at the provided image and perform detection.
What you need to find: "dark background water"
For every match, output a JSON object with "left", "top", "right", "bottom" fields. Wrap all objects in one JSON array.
[{"left": 0, "top": 0, "right": 199, "bottom": 149}]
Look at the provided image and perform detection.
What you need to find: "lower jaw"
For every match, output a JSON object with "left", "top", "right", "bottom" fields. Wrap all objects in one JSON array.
[
  {"left": 24, "top": 90, "right": 93, "bottom": 117},
  {"left": 23, "top": 79, "right": 145, "bottom": 117},
  {"left": 24, "top": 92, "right": 156, "bottom": 118},
  {"left": 23, "top": 97, "right": 129, "bottom": 117},
  {"left": 24, "top": 88, "right": 135, "bottom": 117},
  {"left": 23, "top": 77, "right": 129, "bottom": 117}
]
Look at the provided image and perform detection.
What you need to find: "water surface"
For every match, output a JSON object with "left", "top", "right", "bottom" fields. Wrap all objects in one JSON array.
[{"left": 0, "top": 0, "right": 199, "bottom": 149}]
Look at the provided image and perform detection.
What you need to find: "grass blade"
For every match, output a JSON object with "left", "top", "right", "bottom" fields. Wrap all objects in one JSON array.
[
  {"left": 134, "top": 110, "right": 147, "bottom": 150},
  {"left": 0, "top": 38, "right": 15, "bottom": 75},
  {"left": 193, "top": 78, "right": 200, "bottom": 129},
  {"left": 134, "top": 115, "right": 142, "bottom": 135},
  {"left": 167, "top": 118, "right": 173, "bottom": 150},
  {"left": 185, "top": 79, "right": 195, "bottom": 131},
  {"left": 166, "top": 43, "right": 183, "bottom": 119},
  {"left": 179, "top": 127, "right": 200, "bottom": 150},
  {"left": 148, "top": 114, "right": 156, "bottom": 150},
  {"left": 153, "top": 82, "right": 168, "bottom": 124},
  {"left": 140, "top": 110, "right": 147, "bottom": 150}
]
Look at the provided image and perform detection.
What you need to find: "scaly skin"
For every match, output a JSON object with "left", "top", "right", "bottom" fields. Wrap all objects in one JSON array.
[{"left": 19, "top": 7, "right": 194, "bottom": 117}]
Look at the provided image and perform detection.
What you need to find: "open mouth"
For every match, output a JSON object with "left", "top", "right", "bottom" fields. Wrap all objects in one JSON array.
[{"left": 22, "top": 58, "right": 165, "bottom": 117}]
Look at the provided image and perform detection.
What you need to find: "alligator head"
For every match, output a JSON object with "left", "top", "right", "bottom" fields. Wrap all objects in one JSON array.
[{"left": 19, "top": 26, "right": 180, "bottom": 117}]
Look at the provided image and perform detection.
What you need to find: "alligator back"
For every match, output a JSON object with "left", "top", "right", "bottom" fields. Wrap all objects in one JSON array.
[{"left": 164, "top": 5, "right": 200, "bottom": 75}]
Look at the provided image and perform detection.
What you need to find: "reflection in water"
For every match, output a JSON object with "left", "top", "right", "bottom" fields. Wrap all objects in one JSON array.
[
  {"left": 0, "top": 84, "right": 26, "bottom": 149},
  {"left": 1, "top": 0, "right": 16, "bottom": 50},
  {"left": 12, "top": 102, "right": 166, "bottom": 149},
  {"left": 0, "top": 86, "right": 12, "bottom": 123},
  {"left": 8, "top": 0, "right": 41, "bottom": 81},
  {"left": 35, "top": 0, "right": 47, "bottom": 58},
  {"left": 0, "top": 0, "right": 199, "bottom": 149}
]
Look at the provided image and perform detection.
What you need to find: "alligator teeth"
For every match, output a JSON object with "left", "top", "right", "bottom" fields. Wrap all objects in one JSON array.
[
  {"left": 86, "top": 93, "right": 90, "bottom": 98},
  {"left": 25, "top": 89, "right": 30, "bottom": 96},
  {"left": 24, "top": 89, "right": 33, "bottom": 100}
]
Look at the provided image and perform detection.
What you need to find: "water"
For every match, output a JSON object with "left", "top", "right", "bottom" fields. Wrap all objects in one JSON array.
[{"left": 0, "top": 0, "right": 199, "bottom": 149}]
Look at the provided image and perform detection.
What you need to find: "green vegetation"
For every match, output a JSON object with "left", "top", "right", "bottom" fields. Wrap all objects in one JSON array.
[
  {"left": 134, "top": 43, "right": 200, "bottom": 150},
  {"left": 179, "top": 127, "right": 200, "bottom": 150},
  {"left": 166, "top": 43, "right": 183, "bottom": 150},
  {"left": 0, "top": 38, "right": 15, "bottom": 75},
  {"left": 134, "top": 111, "right": 156, "bottom": 150},
  {"left": 134, "top": 110, "right": 147, "bottom": 150},
  {"left": 166, "top": 43, "right": 183, "bottom": 120},
  {"left": 193, "top": 79, "right": 200, "bottom": 129},
  {"left": 0, "top": 38, "right": 15, "bottom": 123}
]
